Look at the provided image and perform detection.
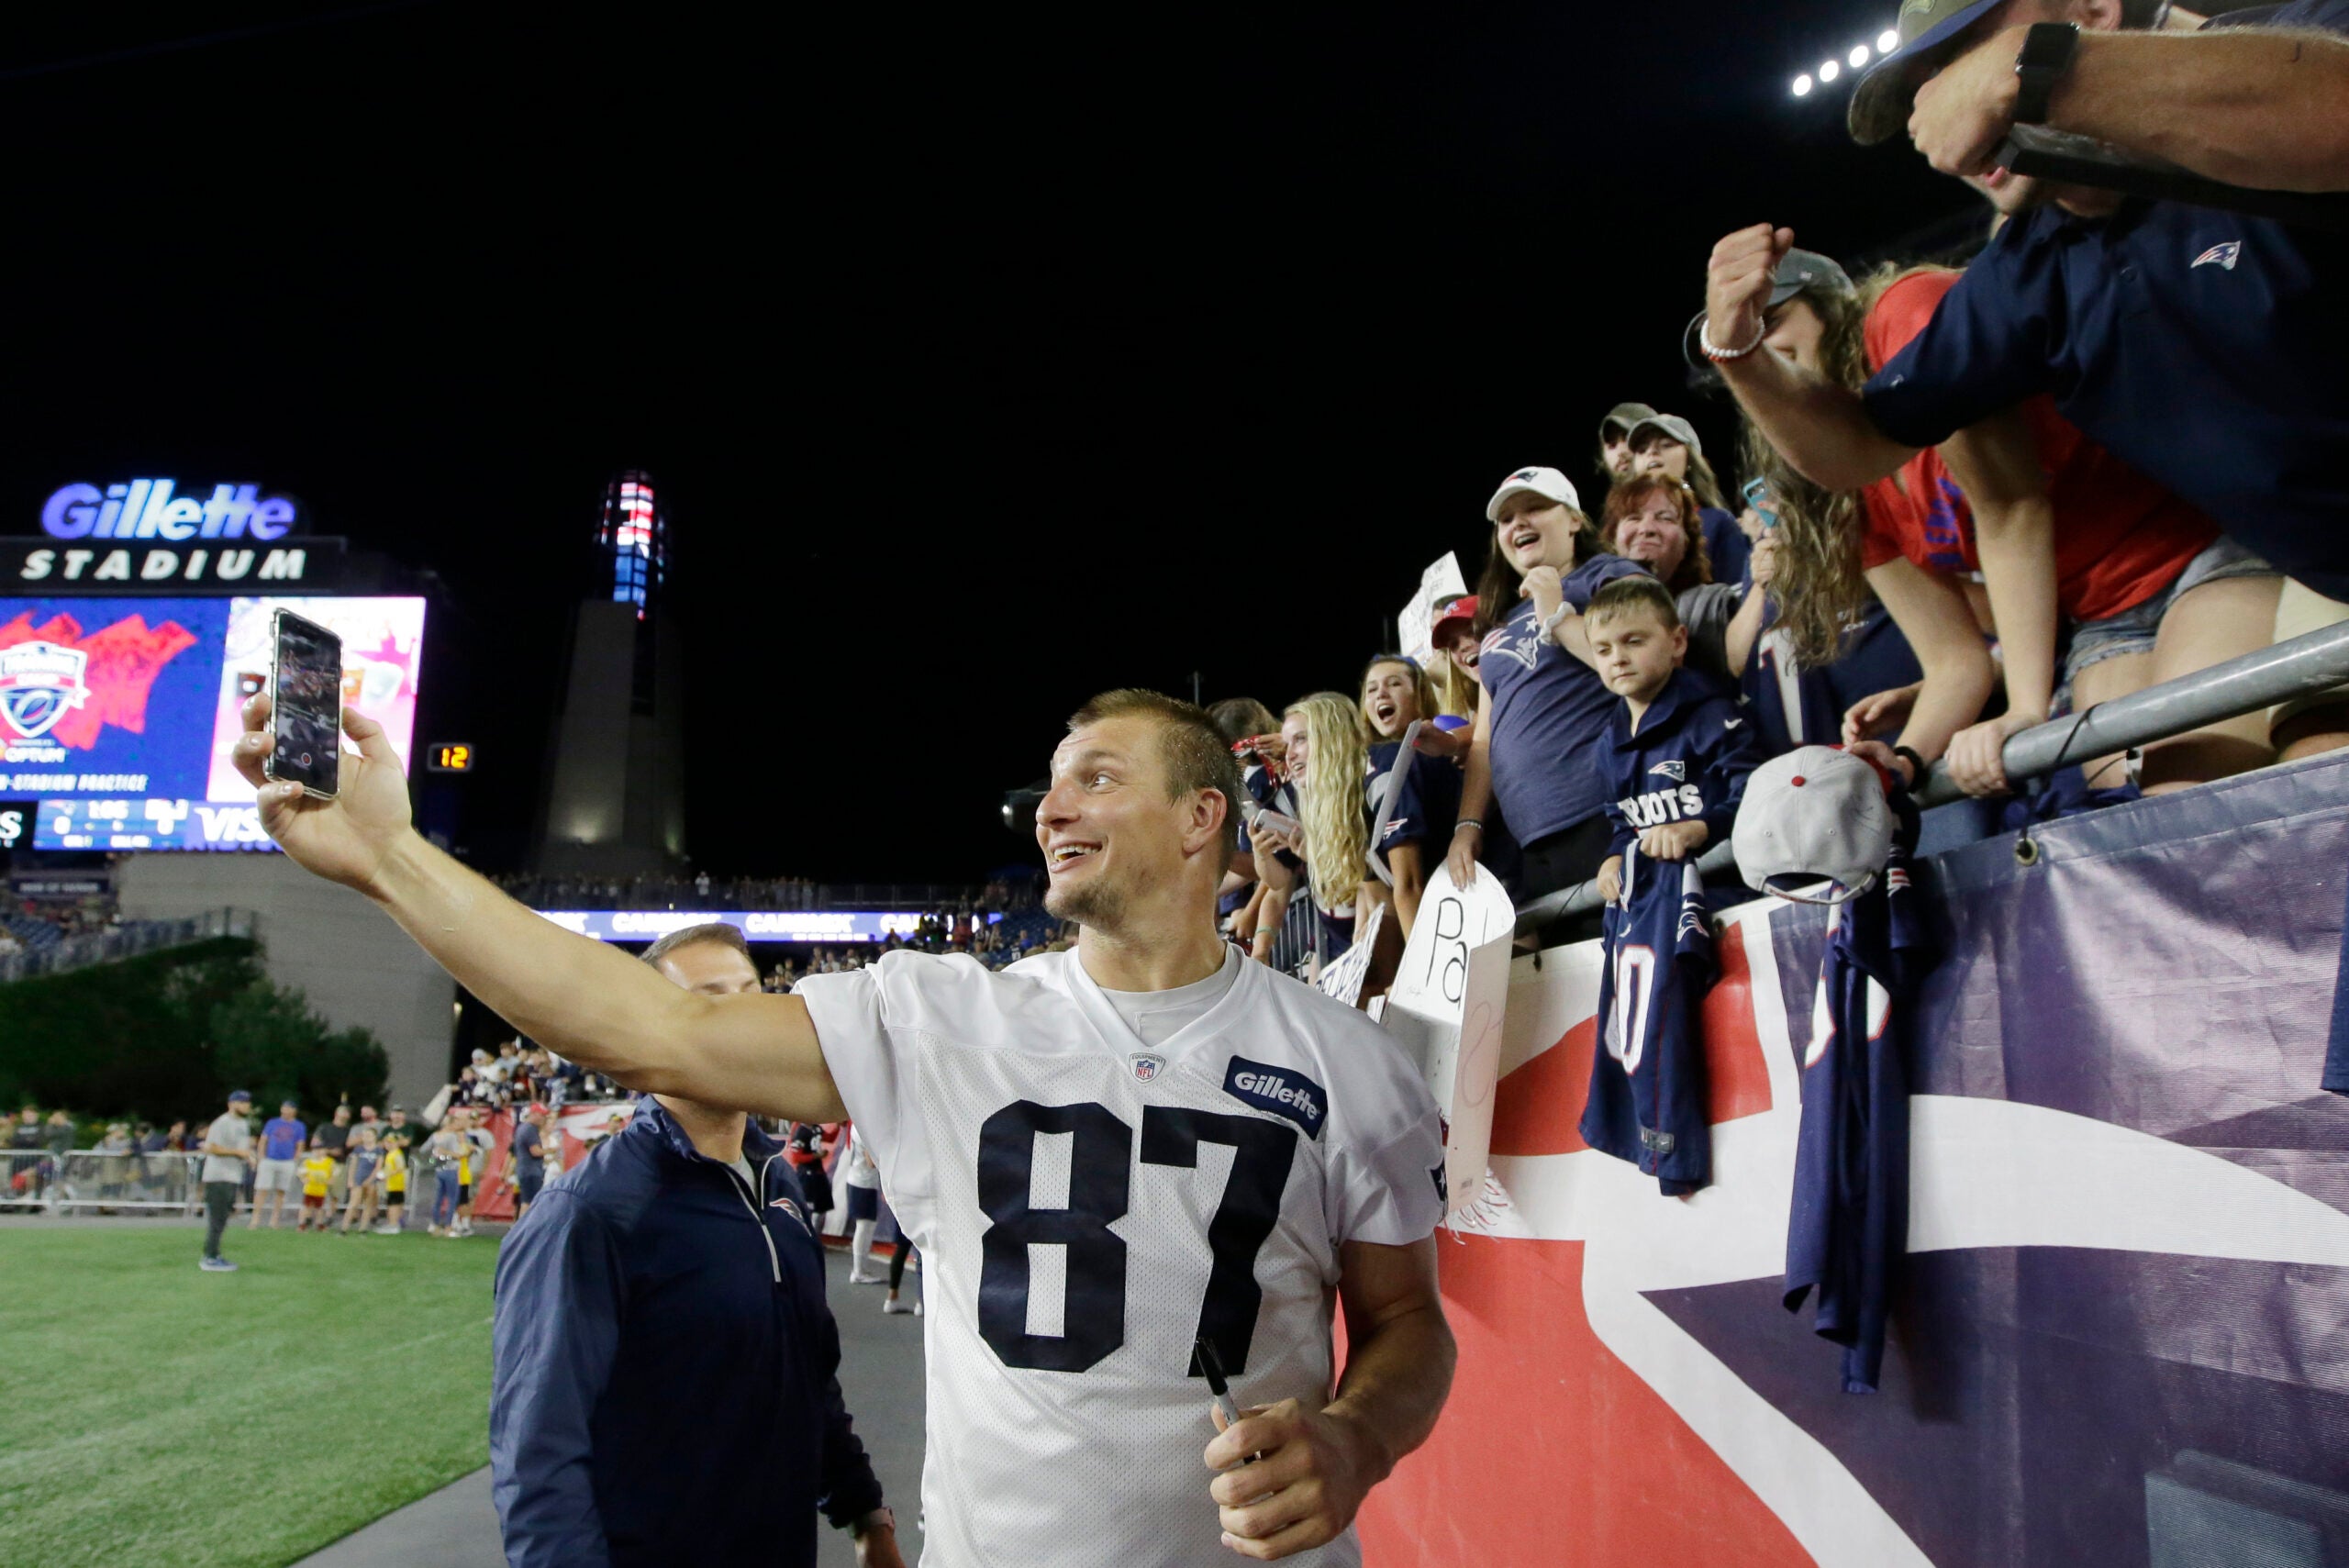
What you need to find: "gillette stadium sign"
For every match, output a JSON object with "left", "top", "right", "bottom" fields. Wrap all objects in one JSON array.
[{"left": 42, "top": 480, "right": 303, "bottom": 541}]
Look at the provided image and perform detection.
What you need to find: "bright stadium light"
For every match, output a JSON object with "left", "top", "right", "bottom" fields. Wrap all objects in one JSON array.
[
  {"left": 1849, "top": 43, "right": 1871, "bottom": 66},
  {"left": 1879, "top": 28, "right": 1901, "bottom": 52},
  {"left": 1792, "top": 72, "right": 1814, "bottom": 95},
  {"left": 1819, "top": 58, "right": 1841, "bottom": 82}
]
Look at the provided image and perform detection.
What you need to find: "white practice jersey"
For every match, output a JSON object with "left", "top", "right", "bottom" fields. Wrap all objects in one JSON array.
[{"left": 796, "top": 946, "right": 1443, "bottom": 1568}]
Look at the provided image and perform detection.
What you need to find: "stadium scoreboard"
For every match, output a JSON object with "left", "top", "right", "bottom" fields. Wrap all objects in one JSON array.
[{"left": 2, "top": 475, "right": 432, "bottom": 852}]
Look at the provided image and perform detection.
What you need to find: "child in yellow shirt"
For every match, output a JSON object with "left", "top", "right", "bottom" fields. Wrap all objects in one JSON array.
[
  {"left": 375, "top": 1136, "right": 409, "bottom": 1235},
  {"left": 296, "top": 1141, "right": 336, "bottom": 1232}
]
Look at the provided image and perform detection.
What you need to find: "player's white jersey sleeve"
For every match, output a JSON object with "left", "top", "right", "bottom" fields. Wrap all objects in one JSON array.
[{"left": 1308, "top": 1001, "right": 1448, "bottom": 1249}]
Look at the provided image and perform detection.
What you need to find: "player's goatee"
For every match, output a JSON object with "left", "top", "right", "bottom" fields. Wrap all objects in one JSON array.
[{"left": 1044, "top": 876, "right": 1123, "bottom": 930}]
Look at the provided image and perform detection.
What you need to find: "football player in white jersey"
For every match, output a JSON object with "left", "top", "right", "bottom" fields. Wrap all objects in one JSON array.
[{"left": 232, "top": 686, "right": 1454, "bottom": 1564}]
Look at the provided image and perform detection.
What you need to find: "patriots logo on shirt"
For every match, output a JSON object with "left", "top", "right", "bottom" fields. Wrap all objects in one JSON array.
[
  {"left": 1649, "top": 761, "right": 1687, "bottom": 782},
  {"left": 768, "top": 1196, "right": 809, "bottom": 1233},
  {"left": 1129, "top": 1052, "right": 1165, "bottom": 1084},
  {"left": 2192, "top": 240, "right": 2242, "bottom": 271}
]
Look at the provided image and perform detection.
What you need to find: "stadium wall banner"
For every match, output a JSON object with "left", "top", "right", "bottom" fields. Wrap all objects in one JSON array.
[
  {"left": 0, "top": 595, "right": 425, "bottom": 828},
  {"left": 534, "top": 909, "right": 936, "bottom": 942},
  {"left": 1353, "top": 750, "right": 2349, "bottom": 1567}
]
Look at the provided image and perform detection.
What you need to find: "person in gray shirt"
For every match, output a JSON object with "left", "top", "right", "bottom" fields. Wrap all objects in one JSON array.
[{"left": 198, "top": 1091, "right": 256, "bottom": 1273}]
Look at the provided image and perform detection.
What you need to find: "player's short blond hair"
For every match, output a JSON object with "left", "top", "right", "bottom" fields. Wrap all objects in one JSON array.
[{"left": 1066, "top": 689, "right": 1243, "bottom": 873}]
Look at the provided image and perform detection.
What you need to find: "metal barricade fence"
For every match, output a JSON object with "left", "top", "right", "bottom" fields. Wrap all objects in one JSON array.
[
  {"left": 48, "top": 1151, "right": 203, "bottom": 1215},
  {"left": 1, "top": 1149, "right": 59, "bottom": 1212}
]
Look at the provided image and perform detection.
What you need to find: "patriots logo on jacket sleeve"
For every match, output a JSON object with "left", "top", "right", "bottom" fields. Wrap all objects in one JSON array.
[
  {"left": 2192, "top": 240, "right": 2242, "bottom": 270},
  {"left": 1650, "top": 761, "right": 1687, "bottom": 782}
]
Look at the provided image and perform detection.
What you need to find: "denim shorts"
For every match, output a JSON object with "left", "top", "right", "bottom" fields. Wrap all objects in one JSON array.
[{"left": 2060, "top": 536, "right": 2278, "bottom": 691}]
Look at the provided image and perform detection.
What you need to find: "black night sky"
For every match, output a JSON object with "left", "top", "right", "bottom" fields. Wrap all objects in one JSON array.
[{"left": 3, "top": 2, "right": 1974, "bottom": 884}]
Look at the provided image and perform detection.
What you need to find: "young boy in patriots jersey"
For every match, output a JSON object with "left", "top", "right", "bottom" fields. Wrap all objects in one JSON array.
[{"left": 1584, "top": 575, "right": 1759, "bottom": 1194}]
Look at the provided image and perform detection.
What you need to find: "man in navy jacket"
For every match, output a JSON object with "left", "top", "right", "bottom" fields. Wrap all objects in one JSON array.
[{"left": 491, "top": 923, "right": 901, "bottom": 1568}]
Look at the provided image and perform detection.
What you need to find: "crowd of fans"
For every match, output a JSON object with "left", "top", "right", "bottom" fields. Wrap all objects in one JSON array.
[{"left": 1194, "top": 0, "right": 2349, "bottom": 972}]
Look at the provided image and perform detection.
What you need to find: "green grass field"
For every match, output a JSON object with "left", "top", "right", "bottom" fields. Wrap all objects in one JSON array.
[{"left": 0, "top": 1223, "right": 498, "bottom": 1568}]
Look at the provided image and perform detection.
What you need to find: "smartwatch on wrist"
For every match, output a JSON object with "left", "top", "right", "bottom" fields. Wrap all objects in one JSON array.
[{"left": 2012, "top": 20, "right": 2082, "bottom": 126}]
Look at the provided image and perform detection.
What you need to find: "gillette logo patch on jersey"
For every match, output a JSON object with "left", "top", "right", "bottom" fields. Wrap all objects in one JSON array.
[{"left": 1224, "top": 1057, "right": 1328, "bottom": 1140}]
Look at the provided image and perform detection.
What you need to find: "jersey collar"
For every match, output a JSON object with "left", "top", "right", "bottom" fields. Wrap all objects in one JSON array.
[{"left": 1062, "top": 943, "right": 1255, "bottom": 1065}]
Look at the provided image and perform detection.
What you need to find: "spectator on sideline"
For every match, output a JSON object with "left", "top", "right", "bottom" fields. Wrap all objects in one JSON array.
[
  {"left": 317, "top": 1104, "right": 353, "bottom": 1213},
  {"left": 1714, "top": 0, "right": 2349, "bottom": 767},
  {"left": 1597, "top": 401, "right": 1658, "bottom": 490},
  {"left": 785, "top": 1120, "right": 833, "bottom": 1223},
  {"left": 508, "top": 1104, "right": 550, "bottom": 1221},
  {"left": 297, "top": 1140, "right": 336, "bottom": 1231},
  {"left": 341, "top": 1127, "right": 384, "bottom": 1234},
  {"left": 250, "top": 1100, "right": 306, "bottom": 1230},
  {"left": 1720, "top": 248, "right": 2277, "bottom": 795},
  {"left": 884, "top": 1240, "right": 920, "bottom": 1318},
  {"left": 841, "top": 1122, "right": 885, "bottom": 1283},
  {"left": 1598, "top": 473, "right": 1765, "bottom": 685},
  {"left": 1626, "top": 413, "right": 1752, "bottom": 588},
  {"left": 375, "top": 1132, "right": 410, "bottom": 1235},
  {"left": 427, "top": 1115, "right": 468, "bottom": 1238},
  {"left": 1361, "top": 657, "right": 1460, "bottom": 940},
  {"left": 490, "top": 921, "right": 900, "bottom": 1568},
  {"left": 198, "top": 1091, "right": 255, "bottom": 1273},
  {"left": 1450, "top": 467, "right": 1648, "bottom": 903},
  {"left": 351, "top": 1104, "right": 382, "bottom": 1146}
]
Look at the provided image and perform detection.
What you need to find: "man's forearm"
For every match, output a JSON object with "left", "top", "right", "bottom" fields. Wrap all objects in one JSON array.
[
  {"left": 365, "top": 832, "right": 843, "bottom": 1119},
  {"left": 2056, "top": 27, "right": 2349, "bottom": 193},
  {"left": 1324, "top": 1301, "right": 1456, "bottom": 1483},
  {"left": 1718, "top": 349, "right": 1916, "bottom": 494}
]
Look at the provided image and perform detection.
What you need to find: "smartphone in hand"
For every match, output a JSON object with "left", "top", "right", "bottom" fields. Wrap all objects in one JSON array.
[{"left": 264, "top": 608, "right": 343, "bottom": 800}]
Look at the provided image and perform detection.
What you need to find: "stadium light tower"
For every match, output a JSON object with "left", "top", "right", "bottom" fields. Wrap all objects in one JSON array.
[{"left": 531, "top": 470, "right": 687, "bottom": 876}]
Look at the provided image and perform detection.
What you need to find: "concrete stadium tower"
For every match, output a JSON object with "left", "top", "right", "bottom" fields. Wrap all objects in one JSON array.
[{"left": 531, "top": 471, "right": 686, "bottom": 876}]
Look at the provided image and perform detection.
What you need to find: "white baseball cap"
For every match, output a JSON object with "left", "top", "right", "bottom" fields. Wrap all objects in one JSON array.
[
  {"left": 1732, "top": 745, "right": 1895, "bottom": 904},
  {"left": 1486, "top": 466, "right": 1582, "bottom": 523}
]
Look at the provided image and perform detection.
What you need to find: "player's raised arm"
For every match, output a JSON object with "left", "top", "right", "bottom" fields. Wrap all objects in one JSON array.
[{"left": 230, "top": 693, "right": 844, "bottom": 1123}]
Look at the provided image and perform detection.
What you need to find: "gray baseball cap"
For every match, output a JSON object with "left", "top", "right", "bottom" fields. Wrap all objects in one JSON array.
[
  {"left": 1680, "top": 249, "right": 1856, "bottom": 371},
  {"left": 1848, "top": 0, "right": 2007, "bottom": 146},
  {"left": 1598, "top": 402, "right": 1658, "bottom": 439},
  {"left": 1626, "top": 412, "right": 1705, "bottom": 462},
  {"left": 1733, "top": 746, "right": 1896, "bottom": 903}
]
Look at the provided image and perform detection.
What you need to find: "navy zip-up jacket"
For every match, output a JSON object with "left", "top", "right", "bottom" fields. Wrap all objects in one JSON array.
[
  {"left": 490, "top": 1099, "right": 885, "bottom": 1568},
  {"left": 1603, "top": 666, "right": 1759, "bottom": 862}
]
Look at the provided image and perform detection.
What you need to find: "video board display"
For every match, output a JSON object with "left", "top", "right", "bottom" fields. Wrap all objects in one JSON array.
[
  {"left": 537, "top": 910, "right": 965, "bottom": 943},
  {"left": 0, "top": 595, "right": 425, "bottom": 847}
]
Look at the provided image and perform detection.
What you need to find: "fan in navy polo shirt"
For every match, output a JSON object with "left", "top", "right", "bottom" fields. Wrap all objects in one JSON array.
[{"left": 1705, "top": 0, "right": 2349, "bottom": 601}]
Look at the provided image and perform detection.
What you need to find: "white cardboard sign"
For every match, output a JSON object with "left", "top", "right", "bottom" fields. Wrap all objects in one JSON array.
[
  {"left": 1378, "top": 862, "right": 1516, "bottom": 1222},
  {"left": 1397, "top": 551, "right": 1468, "bottom": 665}
]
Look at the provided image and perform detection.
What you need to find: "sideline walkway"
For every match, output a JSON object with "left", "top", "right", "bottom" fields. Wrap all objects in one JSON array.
[{"left": 293, "top": 1249, "right": 929, "bottom": 1567}]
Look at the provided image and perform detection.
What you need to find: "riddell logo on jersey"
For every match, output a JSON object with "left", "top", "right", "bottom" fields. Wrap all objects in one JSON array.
[{"left": 1224, "top": 1057, "right": 1327, "bottom": 1140}]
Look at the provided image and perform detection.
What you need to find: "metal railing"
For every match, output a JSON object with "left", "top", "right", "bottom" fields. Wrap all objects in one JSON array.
[
  {"left": 1514, "top": 619, "right": 2349, "bottom": 934},
  {"left": 0, "top": 908, "right": 257, "bottom": 984},
  {"left": 49, "top": 1151, "right": 203, "bottom": 1214}
]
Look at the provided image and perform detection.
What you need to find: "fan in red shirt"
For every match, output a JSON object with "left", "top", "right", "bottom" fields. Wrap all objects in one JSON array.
[{"left": 1733, "top": 256, "right": 2279, "bottom": 798}]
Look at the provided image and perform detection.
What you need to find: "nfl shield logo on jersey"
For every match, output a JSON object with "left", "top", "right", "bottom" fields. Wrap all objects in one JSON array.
[
  {"left": 1129, "top": 1053, "right": 1165, "bottom": 1083},
  {"left": 0, "top": 641, "right": 90, "bottom": 740}
]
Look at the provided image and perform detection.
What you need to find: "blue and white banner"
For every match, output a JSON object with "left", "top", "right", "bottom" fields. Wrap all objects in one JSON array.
[{"left": 533, "top": 908, "right": 937, "bottom": 943}]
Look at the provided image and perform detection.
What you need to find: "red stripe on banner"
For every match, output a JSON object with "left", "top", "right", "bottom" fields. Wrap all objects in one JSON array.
[
  {"left": 1351, "top": 1234, "right": 1813, "bottom": 1567},
  {"left": 1702, "top": 922, "right": 1774, "bottom": 1125},
  {"left": 1488, "top": 1014, "right": 1597, "bottom": 1155}
]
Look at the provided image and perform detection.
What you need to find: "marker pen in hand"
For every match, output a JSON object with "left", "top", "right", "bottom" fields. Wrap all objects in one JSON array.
[{"left": 1197, "top": 1336, "right": 1263, "bottom": 1467}]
